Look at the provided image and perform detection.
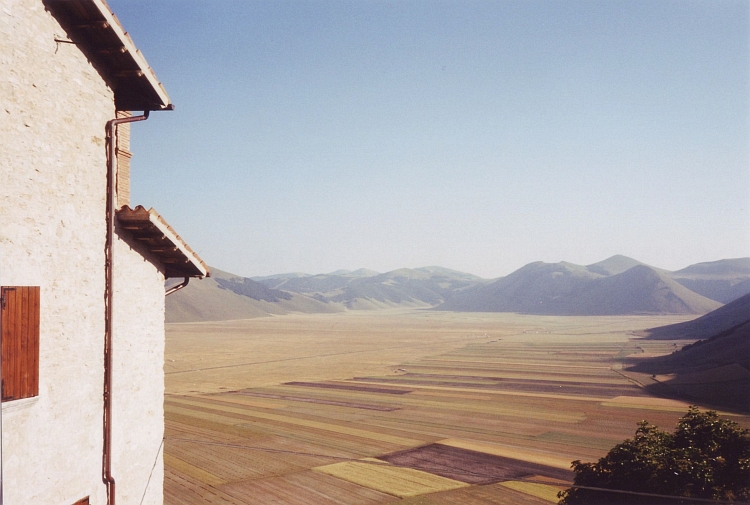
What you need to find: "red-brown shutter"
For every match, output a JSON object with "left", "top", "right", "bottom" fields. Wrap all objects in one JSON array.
[
  {"left": 72, "top": 497, "right": 90, "bottom": 505},
  {"left": 1, "top": 286, "right": 40, "bottom": 401}
]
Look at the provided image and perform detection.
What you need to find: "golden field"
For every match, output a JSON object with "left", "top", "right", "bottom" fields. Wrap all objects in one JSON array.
[{"left": 163, "top": 310, "right": 750, "bottom": 504}]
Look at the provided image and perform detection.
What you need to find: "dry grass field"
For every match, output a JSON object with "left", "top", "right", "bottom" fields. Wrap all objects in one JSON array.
[{"left": 164, "top": 310, "right": 750, "bottom": 504}]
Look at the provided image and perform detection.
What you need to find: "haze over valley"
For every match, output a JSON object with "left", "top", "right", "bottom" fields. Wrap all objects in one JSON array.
[{"left": 167, "top": 255, "right": 750, "bottom": 323}]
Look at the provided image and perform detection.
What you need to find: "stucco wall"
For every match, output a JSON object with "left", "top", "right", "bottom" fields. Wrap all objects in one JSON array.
[
  {"left": 0, "top": 2, "right": 165, "bottom": 504},
  {"left": 113, "top": 233, "right": 166, "bottom": 505}
]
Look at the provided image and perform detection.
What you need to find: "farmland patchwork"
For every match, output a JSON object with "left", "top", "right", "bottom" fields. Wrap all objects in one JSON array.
[{"left": 163, "top": 311, "right": 750, "bottom": 504}]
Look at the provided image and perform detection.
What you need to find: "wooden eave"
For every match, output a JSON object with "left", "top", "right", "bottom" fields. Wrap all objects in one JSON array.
[
  {"left": 43, "top": 0, "right": 172, "bottom": 111},
  {"left": 117, "top": 206, "right": 209, "bottom": 279}
]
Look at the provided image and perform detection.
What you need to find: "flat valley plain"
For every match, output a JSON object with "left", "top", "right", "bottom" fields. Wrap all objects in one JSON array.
[{"left": 163, "top": 310, "right": 750, "bottom": 504}]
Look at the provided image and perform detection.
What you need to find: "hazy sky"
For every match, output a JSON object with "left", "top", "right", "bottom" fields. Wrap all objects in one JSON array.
[{"left": 108, "top": 0, "right": 749, "bottom": 279}]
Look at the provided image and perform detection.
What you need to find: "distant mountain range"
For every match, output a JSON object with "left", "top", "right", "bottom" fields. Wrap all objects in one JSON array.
[
  {"left": 667, "top": 258, "right": 750, "bottom": 303},
  {"left": 165, "top": 268, "right": 341, "bottom": 323},
  {"left": 257, "top": 266, "right": 483, "bottom": 310},
  {"left": 165, "top": 256, "right": 750, "bottom": 323},
  {"left": 436, "top": 257, "right": 723, "bottom": 315}
]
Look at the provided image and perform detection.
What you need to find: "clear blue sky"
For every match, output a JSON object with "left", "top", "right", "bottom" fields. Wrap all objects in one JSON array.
[{"left": 108, "top": 0, "right": 749, "bottom": 279}]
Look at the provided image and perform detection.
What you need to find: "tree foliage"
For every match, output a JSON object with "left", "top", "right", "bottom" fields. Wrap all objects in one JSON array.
[{"left": 558, "top": 407, "right": 750, "bottom": 504}]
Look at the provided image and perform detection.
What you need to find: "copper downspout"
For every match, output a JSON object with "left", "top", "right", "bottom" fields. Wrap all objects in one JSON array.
[
  {"left": 165, "top": 277, "right": 190, "bottom": 296},
  {"left": 0, "top": 291, "right": 3, "bottom": 505},
  {"left": 103, "top": 111, "right": 149, "bottom": 505}
]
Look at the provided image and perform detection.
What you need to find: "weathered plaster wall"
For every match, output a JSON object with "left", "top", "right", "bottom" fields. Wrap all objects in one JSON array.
[
  {"left": 113, "top": 234, "right": 165, "bottom": 505},
  {"left": 0, "top": 2, "right": 165, "bottom": 504},
  {"left": 0, "top": 1, "right": 111, "bottom": 503}
]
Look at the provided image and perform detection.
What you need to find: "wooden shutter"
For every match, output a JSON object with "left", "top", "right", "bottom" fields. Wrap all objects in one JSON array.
[
  {"left": 1, "top": 286, "right": 40, "bottom": 401},
  {"left": 72, "top": 497, "right": 90, "bottom": 505}
]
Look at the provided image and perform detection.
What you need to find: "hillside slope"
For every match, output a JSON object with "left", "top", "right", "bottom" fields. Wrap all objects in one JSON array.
[
  {"left": 641, "top": 292, "right": 750, "bottom": 340},
  {"left": 636, "top": 322, "right": 750, "bottom": 374},
  {"left": 585, "top": 254, "right": 653, "bottom": 276},
  {"left": 572, "top": 265, "right": 722, "bottom": 315},
  {"left": 438, "top": 262, "right": 721, "bottom": 315},
  {"left": 629, "top": 298, "right": 750, "bottom": 413},
  {"left": 258, "top": 266, "right": 486, "bottom": 308},
  {"left": 668, "top": 258, "right": 750, "bottom": 303},
  {"left": 332, "top": 270, "right": 472, "bottom": 308},
  {"left": 437, "top": 261, "right": 600, "bottom": 313},
  {"left": 166, "top": 268, "right": 341, "bottom": 323}
]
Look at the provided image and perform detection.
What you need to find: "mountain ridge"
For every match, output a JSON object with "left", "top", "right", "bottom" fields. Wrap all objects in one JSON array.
[
  {"left": 437, "top": 262, "right": 721, "bottom": 315},
  {"left": 166, "top": 256, "right": 750, "bottom": 322}
]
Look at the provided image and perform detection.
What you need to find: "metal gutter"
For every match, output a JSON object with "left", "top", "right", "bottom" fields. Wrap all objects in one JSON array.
[
  {"left": 165, "top": 277, "right": 190, "bottom": 296},
  {"left": 0, "top": 291, "right": 3, "bottom": 505},
  {"left": 103, "top": 111, "right": 149, "bottom": 505}
]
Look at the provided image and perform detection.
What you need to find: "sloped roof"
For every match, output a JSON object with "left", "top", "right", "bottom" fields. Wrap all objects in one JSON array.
[
  {"left": 44, "top": 0, "right": 172, "bottom": 111},
  {"left": 117, "top": 206, "right": 209, "bottom": 279}
]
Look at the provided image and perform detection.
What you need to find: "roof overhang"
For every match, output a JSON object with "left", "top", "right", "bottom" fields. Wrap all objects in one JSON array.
[
  {"left": 117, "top": 206, "right": 209, "bottom": 279},
  {"left": 44, "top": 0, "right": 172, "bottom": 111}
]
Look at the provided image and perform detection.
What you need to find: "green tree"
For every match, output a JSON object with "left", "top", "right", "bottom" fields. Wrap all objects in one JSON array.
[{"left": 558, "top": 407, "right": 750, "bottom": 504}]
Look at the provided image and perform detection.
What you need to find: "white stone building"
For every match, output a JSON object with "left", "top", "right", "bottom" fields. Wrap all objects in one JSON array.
[{"left": 0, "top": 1, "right": 207, "bottom": 504}]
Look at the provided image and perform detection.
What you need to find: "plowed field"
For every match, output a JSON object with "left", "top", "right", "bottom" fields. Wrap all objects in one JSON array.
[{"left": 164, "top": 310, "right": 750, "bottom": 504}]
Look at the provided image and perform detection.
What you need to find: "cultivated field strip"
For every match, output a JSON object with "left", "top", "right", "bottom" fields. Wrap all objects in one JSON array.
[
  {"left": 377, "top": 444, "right": 572, "bottom": 484},
  {"left": 217, "top": 470, "right": 398, "bottom": 504},
  {"left": 164, "top": 312, "right": 750, "bottom": 504},
  {"left": 346, "top": 375, "right": 640, "bottom": 395},
  {"left": 269, "top": 385, "right": 589, "bottom": 424},
  {"left": 277, "top": 380, "right": 614, "bottom": 406},
  {"left": 436, "top": 440, "right": 576, "bottom": 471},
  {"left": 498, "top": 481, "right": 563, "bottom": 503},
  {"left": 167, "top": 396, "right": 428, "bottom": 446},
  {"left": 313, "top": 461, "right": 470, "bottom": 498},
  {"left": 397, "top": 481, "right": 561, "bottom": 504}
]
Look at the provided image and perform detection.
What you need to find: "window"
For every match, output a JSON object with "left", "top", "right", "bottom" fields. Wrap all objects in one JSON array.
[{"left": 1, "top": 286, "right": 40, "bottom": 401}]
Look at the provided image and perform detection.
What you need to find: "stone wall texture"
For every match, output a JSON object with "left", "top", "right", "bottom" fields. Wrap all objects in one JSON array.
[{"left": 0, "top": 2, "right": 165, "bottom": 504}]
